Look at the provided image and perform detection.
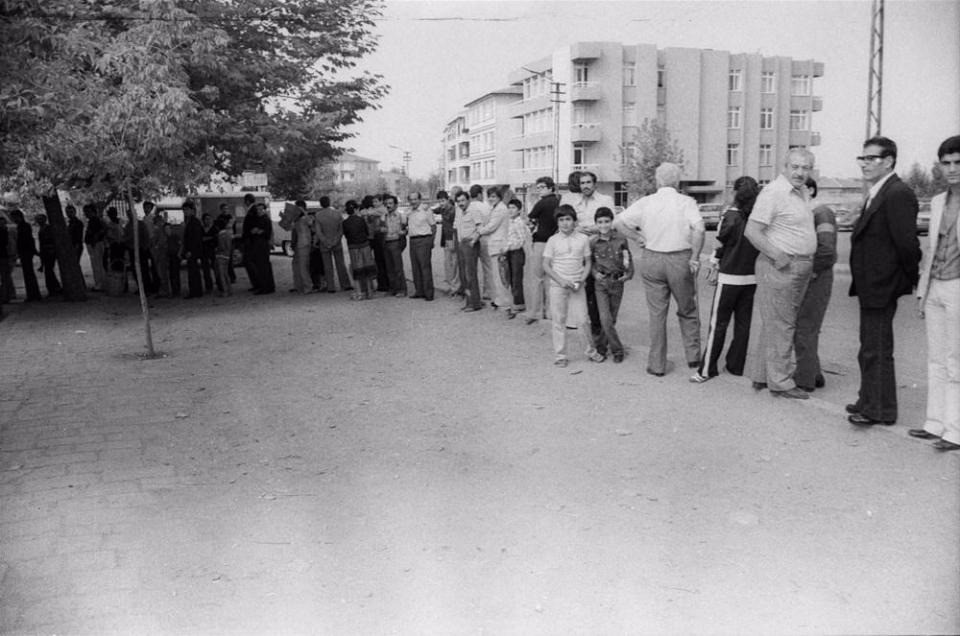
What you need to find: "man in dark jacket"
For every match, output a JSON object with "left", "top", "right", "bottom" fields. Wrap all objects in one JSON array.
[
  {"left": 847, "top": 136, "right": 922, "bottom": 425},
  {"left": 524, "top": 176, "right": 561, "bottom": 324},
  {"left": 180, "top": 200, "right": 205, "bottom": 299},
  {"left": 10, "top": 209, "right": 41, "bottom": 301}
]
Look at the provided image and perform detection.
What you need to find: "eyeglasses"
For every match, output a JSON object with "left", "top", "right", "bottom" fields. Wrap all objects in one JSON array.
[{"left": 856, "top": 154, "right": 886, "bottom": 163}]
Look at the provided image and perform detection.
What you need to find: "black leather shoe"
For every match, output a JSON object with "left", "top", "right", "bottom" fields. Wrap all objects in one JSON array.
[
  {"left": 797, "top": 385, "right": 815, "bottom": 393},
  {"left": 845, "top": 403, "right": 861, "bottom": 414},
  {"left": 848, "top": 413, "right": 895, "bottom": 426},
  {"left": 908, "top": 429, "right": 939, "bottom": 439},
  {"left": 752, "top": 382, "right": 767, "bottom": 390},
  {"left": 814, "top": 374, "right": 825, "bottom": 388},
  {"left": 646, "top": 368, "right": 665, "bottom": 377},
  {"left": 933, "top": 440, "right": 960, "bottom": 451}
]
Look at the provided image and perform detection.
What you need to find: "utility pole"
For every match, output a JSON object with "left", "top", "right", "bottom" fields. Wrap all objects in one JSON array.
[
  {"left": 865, "top": 0, "right": 884, "bottom": 139},
  {"left": 550, "top": 80, "right": 566, "bottom": 186}
]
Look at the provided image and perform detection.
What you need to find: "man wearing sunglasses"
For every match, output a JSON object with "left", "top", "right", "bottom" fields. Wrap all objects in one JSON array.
[{"left": 847, "top": 136, "right": 921, "bottom": 426}]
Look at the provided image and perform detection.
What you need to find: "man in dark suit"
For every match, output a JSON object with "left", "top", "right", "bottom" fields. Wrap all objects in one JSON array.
[
  {"left": 848, "top": 136, "right": 921, "bottom": 425},
  {"left": 180, "top": 200, "right": 205, "bottom": 299}
]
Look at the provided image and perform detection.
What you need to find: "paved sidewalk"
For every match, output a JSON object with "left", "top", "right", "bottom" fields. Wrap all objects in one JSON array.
[{"left": 1, "top": 256, "right": 957, "bottom": 634}]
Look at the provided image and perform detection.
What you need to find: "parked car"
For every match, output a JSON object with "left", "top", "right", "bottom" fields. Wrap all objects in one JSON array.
[
  {"left": 833, "top": 205, "right": 858, "bottom": 232},
  {"left": 916, "top": 200, "right": 931, "bottom": 235},
  {"left": 698, "top": 203, "right": 724, "bottom": 231}
]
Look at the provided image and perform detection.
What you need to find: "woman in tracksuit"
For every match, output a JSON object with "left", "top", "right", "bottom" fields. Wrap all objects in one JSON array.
[{"left": 691, "top": 176, "right": 761, "bottom": 382}]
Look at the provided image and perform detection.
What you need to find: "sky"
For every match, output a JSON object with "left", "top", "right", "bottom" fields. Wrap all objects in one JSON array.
[{"left": 345, "top": 0, "right": 960, "bottom": 180}]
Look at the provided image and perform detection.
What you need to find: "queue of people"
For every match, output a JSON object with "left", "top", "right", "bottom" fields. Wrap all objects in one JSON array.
[{"left": 0, "top": 134, "right": 957, "bottom": 452}]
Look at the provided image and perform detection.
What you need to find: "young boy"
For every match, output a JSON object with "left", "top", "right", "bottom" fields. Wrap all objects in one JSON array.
[
  {"left": 500, "top": 198, "right": 530, "bottom": 318},
  {"left": 542, "top": 204, "right": 604, "bottom": 367},
  {"left": 590, "top": 207, "right": 634, "bottom": 363}
]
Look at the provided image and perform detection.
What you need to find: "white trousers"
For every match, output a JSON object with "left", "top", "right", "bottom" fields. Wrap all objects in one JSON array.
[{"left": 923, "top": 278, "right": 960, "bottom": 444}]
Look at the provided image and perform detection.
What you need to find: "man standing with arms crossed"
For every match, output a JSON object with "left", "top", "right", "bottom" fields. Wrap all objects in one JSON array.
[
  {"left": 847, "top": 136, "right": 921, "bottom": 425},
  {"left": 743, "top": 148, "right": 817, "bottom": 399}
]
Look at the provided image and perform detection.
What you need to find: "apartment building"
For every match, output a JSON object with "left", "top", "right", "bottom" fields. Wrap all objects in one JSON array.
[
  {"left": 442, "top": 87, "right": 522, "bottom": 193},
  {"left": 334, "top": 153, "right": 380, "bottom": 184},
  {"left": 443, "top": 42, "right": 823, "bottom": 206}
]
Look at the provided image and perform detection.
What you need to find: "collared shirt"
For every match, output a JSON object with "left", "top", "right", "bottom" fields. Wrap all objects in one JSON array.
[
  {"left": 479, "top": 201, "right": 510, "bottom": 254},
  {"left": 562, "top": 191, "right": 615, "bottom": 230},
  {"left": 506, "top": 216, "right": 529, "bottom": 251},
  {"left": 932, "top": 192, "right": 960, "bottom": 280},
  {"left": 406, "top": 203, "right": 436, "bottom": 237},
  {"left": 590, "top": 230, "right": 633, "bottom": 278},
  {"left": 456, "top": 201, "right": 485, "bottom": 241},
  {"left": 865, "top": 170, "right": 896, "bottom": 209},
  {"left": 617, "top": 187, "right": 703, "bottom": 252},
  {"left": 543, "top": 230, "right": 591, "bottom": 283},
  {"left": 383, "top": 210, "right": 404, "bottom": 241},
  {"left": 750, "top": 174, "right": 816, "bottom": 256}
]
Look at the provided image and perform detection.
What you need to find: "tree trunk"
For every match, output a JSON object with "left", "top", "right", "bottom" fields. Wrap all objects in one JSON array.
[
  {"left": 41, "top": 194, "right": 87, "bottom": 301},
  {"left": 124, "top": 187, "right": 156, "bottom": 357}
]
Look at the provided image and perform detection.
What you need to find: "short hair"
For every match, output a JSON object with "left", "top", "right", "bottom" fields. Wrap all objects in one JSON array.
[
  {"left": 469, "top": 184, "right": 484, "bottom": 199},
  {"left": 345, "top": 200, "right": 358, "bottom": 214},
  {"left": 486, "top": 186, "right": 501, "bottom": 199},
  {"left": 408, "top": 192, "right": 422, "bottom": 202},
  {"left": 243, "top": 193, "right": 255, "bottom": 205},
  {"left": 579, "top": 171, "right": 598, "bottom": 185},
  {"left": 804, "top": 177, "right": 818, "bottom": 199},
  {"left": 201, "top": 212, "right": 211, "bottom": 220},
  {"left": 555, "top": 204, "right": 577, "bottom": 221},
  {"left": 142, "top": 201, "right": 154, "bottom": 212},
  {"left": 594, "top": 206, "right": 614, "bottom": 222},
  {"left": 382, "top": 194, "right": 398, "bottom": 206},
  {"left": 535, "top": 176, "right": 556, "bottom": 191},
  {"left": 937, "top": 135, "right": 960, "bottom": 160},
  {"left": 436, "top": 190, "right": 448, "bottom": 200},
  {"left": 454, "top": 190, "right": 469, "bottom": 202},
  {"left": 319, "top": 196, "right": 330, "bottom": 207},
  {"left": 784, "top": 147, "right": 815, "bottom": 169},
  {"left": 732, "top": 176, "right": 760, "bottom": 217},
  {"left": 295, "top": 199, "right": 306, "bottom": 208},
  {"left": 655, "top": 162, "right": 682, "bottom": 188},
  {"left": 65, "top": 204, "right": 77, "bottom": 214},
  {"left": 360, "top": 195, "right": 374, "bottom": 209},
  {"left": 182, "top": 200, "right": 196, "bottom": 211},
  {"left": 567, "top": 171, "right": 582, "bottom": 193},
  {"left": 863, "top": 136, "right": 897, "bottom": 167},
  {"left": 507, "top": 198, "right": 523, "bottom": 209}
]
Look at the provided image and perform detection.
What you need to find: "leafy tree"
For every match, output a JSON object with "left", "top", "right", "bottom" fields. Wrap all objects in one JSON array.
[
  {"left": 902, "top": 162, "right": 932, "bottom": 199},
  {"left": 620, "top": 118, "right": 685, "bottom": 202},
  {"left": 1, "top": 0, "right": 387, "bottom": 353}
]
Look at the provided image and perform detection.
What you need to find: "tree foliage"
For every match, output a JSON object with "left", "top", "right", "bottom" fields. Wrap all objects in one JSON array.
[
  {"left": 902, "top": 161, "right": 949, "bottom": 200},
  {"left": 620, "top": 118, "right": 684, "bottom": 202}
]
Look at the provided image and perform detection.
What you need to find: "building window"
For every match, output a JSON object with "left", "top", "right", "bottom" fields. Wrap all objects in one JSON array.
[
  {"left": 614, "top": 182, "right": 629, "bottom": 208},
  {"left": 727, "top": 107, "right": 741, "bottom": 129},
  {"left": 573, "top": 105, "right": 588, "bottom": 124},
  {"left": 574, "top": 63, "right": 589, "bottom": 85},
  {"left": 760, "top": 108, "right": 774, "bottom": 129},
  {"left": 758, "top": 179, "right": 770, "bottom": 186},
  {"left": 789, "top": 110, "right": 809, "bottom": 130},
  {"left": 471, "top": 161, "right": 481, "bottom": 177},
  {"left": 791, "top": 75, "right": 811, "bottom": 96},
  {"left": 759, "top": 144, "right": 773, "bottom": 166},
  {"left": 623, "top": 62, "right": 635, "bottom": 86},
  {"left": 728, "top": 69, "right": 742, "bottom": 91},
  {"left": 622, "top": 102, "right": 636, "bottom": 121},
  {"left": 483, "top": 159, "right": 496, "bottom": 179},
  {"left": 761, "top": 71, "right": 776, "bottom": 93},
  {"left": 727, "top": 144, "right": 740, "bottom": 167},
  {"left": 572, "top": 144, "right": 588, "bottom": 167},
  {"left": 657, "top": 67, "right": 665, "bottom": 88}
]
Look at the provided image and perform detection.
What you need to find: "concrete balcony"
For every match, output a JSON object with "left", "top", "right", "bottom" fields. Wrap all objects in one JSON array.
[
  {"left": 508, "top": 94, "right": 551, "bottom": 118},
  {"left": 570, "top": 42, "right": 601, "bottom": 61},
  {"left": 788, "top": 130, "right": 821, "bottom": 147},
  {"left": 508, "top": 130, "right": 553, "bottom": 151},
  {"left": 813, "top": 62, "right": 824, "bottom": 77},
  {"left": 570, "top": 123, "right": 602, "bottom": 143},
  {"left": 811, "top": 96, "right": 823, "bottom": 112},
  {"left": 570, "top": 82, "right": 602, "bottom": 102},
  {"left": 810, "top": 131, "right": 822, "bottom": 146}
]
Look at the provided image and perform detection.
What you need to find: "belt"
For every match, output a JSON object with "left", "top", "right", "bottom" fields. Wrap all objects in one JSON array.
[
  {"left": 788, "top": 254, "right": 813, "bottom": 261},
  {"left": 410, "top": 235, "right": 433, "bottom": 239}
]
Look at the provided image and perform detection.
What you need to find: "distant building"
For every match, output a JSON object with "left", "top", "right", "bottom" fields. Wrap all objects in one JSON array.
[
  {"left": 334, "top": 153, "right": 380, "bottom": 184},
  {"left": 442, "top": 42, "right": 824, "bottom": 206}
]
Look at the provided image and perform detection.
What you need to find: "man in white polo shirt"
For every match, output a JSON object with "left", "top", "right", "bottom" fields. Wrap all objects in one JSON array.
[
  {"left": 743, "top": 148, "right": 818, "bottom": 399},
  {"left": 615, "top": 162, "right": 704, "bottom": 376}
]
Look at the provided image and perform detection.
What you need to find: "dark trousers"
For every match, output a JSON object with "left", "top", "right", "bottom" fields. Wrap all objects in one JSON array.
[
  {"left": 458, "top": 239, "right": 481, "bottom": 309},
  {"left": 585, "top": 276, "right": 605, "bottom": 354},
  {"left": 134, "top": 248, "right": 156, "bottom": 294},
  {"left": 243, "top": 246, "right": 259, "bottom": 291},
  {"left": 699, "top": 281, "right": 756, "bottom": 377},
  {"left": 383, "top": 239, "right": 407, "bottom": 295},
  {"left": 253, "top": 240, "right": 274, "bottom": 292},
  {"left": 168, "top": 254, "right": 181, "bottom": 296},
  {"left": 320, "top": 246, "right": 351, "bottom": 292},
  {"left": 201, "top": 251, "right": 216, "bottom": 293},
  {"left": 16, "top": 252, "right": 41, "bottom": 300},
  {"left": 794, "top": 269, "right": 833, "bottom": 388},
  {"left": 0, "top": 256, "right": 14, "bottom": 302},
  {"left": 39, "top": 254, "right": 61, "bottom": 296},
  {"left": 856, "top": 301, "right": 899, "bottom": 421},
  {"left": 185, "top": 257, "right": 203, "bottom": 298},
  {"left": 371, "top": 234, "right": 389, "bottom": 291},
  {"left": 309, "top": 246, "right": 324, "bottom": 289},
  {"left": 594, "top": 277, "right": 625, "bottom": 356},
  {"left": 499, "top": 248, "right": 525, "bottom": 308},
  {"left": 408, "top": 235, "right": 434, "bottom": 299}
]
